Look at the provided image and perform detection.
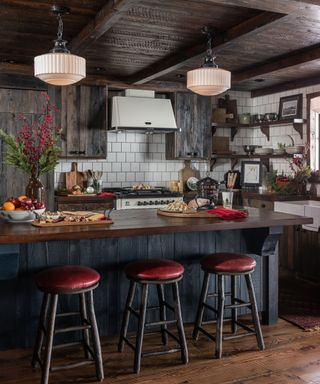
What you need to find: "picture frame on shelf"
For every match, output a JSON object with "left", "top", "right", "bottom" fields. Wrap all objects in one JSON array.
[
  {"left": 278, "top": 93, "right": 303, "bottom": 120},
  {"left": 241, "top": 161, "right": 262, "bottom": 187}
]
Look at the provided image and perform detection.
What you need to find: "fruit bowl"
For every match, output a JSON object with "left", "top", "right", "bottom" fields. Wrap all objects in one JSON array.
[{"left": 0, "top": 208, "right": 46, "bottom": 222}]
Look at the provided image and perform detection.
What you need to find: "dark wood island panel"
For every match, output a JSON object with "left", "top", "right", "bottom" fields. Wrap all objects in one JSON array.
[{"left": 0, "top": 209, "right": 312, "bottom": 350}]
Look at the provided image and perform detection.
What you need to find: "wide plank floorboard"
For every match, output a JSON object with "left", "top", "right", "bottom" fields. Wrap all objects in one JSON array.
[{"left": 0, "top": 320, "right": 320, "bottom": 384}]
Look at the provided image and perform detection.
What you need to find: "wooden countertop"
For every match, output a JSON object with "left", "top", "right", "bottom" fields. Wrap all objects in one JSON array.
[
  {"left": 0, "top": 208, "right": 312, "bottom": 244},
  {"left": 241, "top": 192, "right": 310, "bottom": 201}
]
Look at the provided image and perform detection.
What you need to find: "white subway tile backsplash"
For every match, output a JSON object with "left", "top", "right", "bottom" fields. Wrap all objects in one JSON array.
[
  {"left": 116, "top": 153, "right": 126, "bottom": 162},
  {"left": 121, "top": 163, "right": 131, "bottom": 172},
  {"left": 55, "top": 88, "right": 315, "bottom": 189},
  {"left": 112, "top": 163, "right": 121, "bottom": 172},
  {"left": 131, "top": 163, "right": 140, "bottom": 172},
  {"left": 122, "top": 142, "right": 131, "bottom": 152},
  {"left": 126, "top": 153, "right": 135, "bottom": 162}
]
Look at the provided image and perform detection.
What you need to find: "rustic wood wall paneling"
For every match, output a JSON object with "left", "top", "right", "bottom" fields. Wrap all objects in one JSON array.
[{"left": 0, "top": 89, "right": 54, "bottom": 207}]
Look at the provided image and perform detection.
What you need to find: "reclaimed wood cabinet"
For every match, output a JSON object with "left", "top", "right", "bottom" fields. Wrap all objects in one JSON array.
[
  {"left": 49, "top": 85, "right": 107, "bottom": 159},
  {"left": 166, "top": 92, "right": 212, "bottom": 159}
]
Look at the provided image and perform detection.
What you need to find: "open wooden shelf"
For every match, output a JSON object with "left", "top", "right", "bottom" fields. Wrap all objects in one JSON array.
[
  {"left": 212, "top": 118, "right": 306, "bottom": 141},
  {"left": 210, "top": 153, "right": 293, "bottom": 171}
]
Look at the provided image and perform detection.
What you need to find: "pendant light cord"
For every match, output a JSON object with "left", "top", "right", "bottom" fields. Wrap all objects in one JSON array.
[{"left": 202, "top": 27, "right": 218, "bottom": 68}]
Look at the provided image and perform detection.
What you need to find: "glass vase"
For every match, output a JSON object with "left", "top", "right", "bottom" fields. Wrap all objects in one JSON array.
[{"left": 25, "top": 176, "right": 45, "bottom": 203}]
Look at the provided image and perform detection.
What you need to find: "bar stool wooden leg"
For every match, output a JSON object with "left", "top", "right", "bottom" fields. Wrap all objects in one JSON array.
[
  {"left": 231, "top": 275, "right": 237, "bottom": 334},
  {"left": 32, "top": 292, "right": 50, "bottom": 368},
  {"left": 87, "top": 290, "right": 104, "bottom": 381},
  {"left": 245, "top": 274, "right": 265, "bottom": 351},
  {"left": 215, "top": 275, "right": 225, "bottom": 359},
  {"left": 192, "top": 272, "right": 210, "bottom": 341},
  {"left": 118, "top": 280, "right": 137, "bottom": 352},
  {"left": 79, "top": 292, "right": 91, "bottom": 360},
  {"left": 134, "top": 284, "right": 148, "bottom": 374},
  {"left": 172, "top": 281, "right": 189, "bottom": 364},
  {"left": 41, "top": 293, "right": 58, "bottom": 384},
  {"left": 157, "top": 284, "right": 168, "bottom": 345}
]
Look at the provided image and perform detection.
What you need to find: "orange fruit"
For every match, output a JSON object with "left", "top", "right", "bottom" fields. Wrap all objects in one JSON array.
[
  {"left": 3, "top": 202, "right": 15, "bottom": 211},
  {"left": 18, "top": 195, "right": 28, "bottom": 201},
  {"left": 15, "top": 207, "right": 26, "bottom": 211}
]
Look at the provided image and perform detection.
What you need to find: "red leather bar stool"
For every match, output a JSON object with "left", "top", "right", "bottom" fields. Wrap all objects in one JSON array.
[
  {"left": 32, "top": 265, "right": 104, "bottom": 384},
  {"left": 118, "top": 259, "right": 188, "bottom": 373},
  {"left": 193, "top": 253, "right": 265, "bottom": 358}
]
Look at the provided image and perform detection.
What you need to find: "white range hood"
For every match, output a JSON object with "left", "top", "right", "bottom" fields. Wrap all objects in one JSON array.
[{"left": 111, "top": 90, "right": 178, "bottom": 133}]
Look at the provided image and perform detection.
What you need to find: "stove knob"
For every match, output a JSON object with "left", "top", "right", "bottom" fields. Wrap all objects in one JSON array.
[
  {"left": 160, "top": 200, "right": 166, "bottom": 204},
  {"left": 166, "top": 200, "right": 170, "bottom": 204},
  {"left": 143, "top": 201, "right": 148, "bottom": 205},
  {"left": 149, "top": 201, "right": 154, "bottom": 205},
  {"left": 137, "top": 201, "right": 143, "bottom": 206},
  {"left": 155, "top": 200, "right": 160, "bottom": 205}
]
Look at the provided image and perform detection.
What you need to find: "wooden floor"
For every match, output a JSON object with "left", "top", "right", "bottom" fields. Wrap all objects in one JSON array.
[{"left": 1, "top": 320, "right": 320, "bottom": 384}]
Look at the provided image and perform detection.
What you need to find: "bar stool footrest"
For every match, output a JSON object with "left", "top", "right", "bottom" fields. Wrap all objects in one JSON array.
[
  {"left": 142, "top": 347, "right": 182, "bottom": 357},
  {"left": 51, "top": 360, "right": 94, "bottom": 372}
]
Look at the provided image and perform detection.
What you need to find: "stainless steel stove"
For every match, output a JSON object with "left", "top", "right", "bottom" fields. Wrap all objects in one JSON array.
[{"left": 103, "top": 187, "right": 183, "bottom": 210}]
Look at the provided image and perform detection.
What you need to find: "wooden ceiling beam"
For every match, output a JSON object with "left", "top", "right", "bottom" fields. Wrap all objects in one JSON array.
[
  {"left": 205, "top": 0, "right": 318, "bottom": 15},
  {"left": 233, "top": 44, "right": 320, "bottom": 83},
  {"left": 129, "top": 12, "right": 286, "bottom": 85},
  {"left": 251, "top": 75, "right": 320, "bottom": 97},
  {"left": 70, "top": 0, "right": 141, "bottom": 54}
]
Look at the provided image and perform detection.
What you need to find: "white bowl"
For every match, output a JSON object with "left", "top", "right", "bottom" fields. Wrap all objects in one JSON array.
[
  {"left": 0, "top": 208, "right": 46, "bottom": 222},
  {"left": 273, "top": 149, "right": 286, "bottom": 155}
]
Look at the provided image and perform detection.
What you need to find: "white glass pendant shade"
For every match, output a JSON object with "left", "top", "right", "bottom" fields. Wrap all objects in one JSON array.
[
  {"left": 187, "top": 67, "right": 231, "bottom": 96},
  {"left": 34, "top": 53, "right": 86, "bottom": 86}
]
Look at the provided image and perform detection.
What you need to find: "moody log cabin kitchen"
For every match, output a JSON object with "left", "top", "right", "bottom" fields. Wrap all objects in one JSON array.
[{"left": 0, "top": 1, "right": 320, "bottom": 383}]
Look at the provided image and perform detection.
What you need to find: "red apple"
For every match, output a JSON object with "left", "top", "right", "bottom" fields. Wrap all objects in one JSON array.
[{"left": 22, "top": 197, "right": 33, "bottom": 206}]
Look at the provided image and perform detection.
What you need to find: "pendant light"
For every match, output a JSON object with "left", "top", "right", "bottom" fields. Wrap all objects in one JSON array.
[
  {"left": 187, "top": 27, "right": 231, "bottom": 96},
  {"left": 34, "top": 5, "right": 86, "bottom": 86}
]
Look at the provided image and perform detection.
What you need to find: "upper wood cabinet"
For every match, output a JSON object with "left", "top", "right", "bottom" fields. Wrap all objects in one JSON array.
[
  {"left": 166, "top": 92, "right": 212, "bottom": 159},
  {"left": 49, "top": 85, "right": 107, "bottom": 159}
]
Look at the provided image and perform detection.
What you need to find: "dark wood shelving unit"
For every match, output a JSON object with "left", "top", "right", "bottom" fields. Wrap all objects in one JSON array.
[
  {"left": 212, "top": 118, "right": 306, "bottom": 141},
  {"left": 210, "top": 153, "right": 293, "bottom": 171}
]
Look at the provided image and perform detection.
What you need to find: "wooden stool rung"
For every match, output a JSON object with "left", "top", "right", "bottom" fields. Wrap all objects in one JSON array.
[
  {"left": 163, "top": 329, "right": 181, "bottom": 344},
  {"left": 56, "top": 311, "right": 80, "bottom": 318},
  {"left": 234, "top": 320, "right": 256, "bottom": 334},
  {"left": 128, "top": 306, "right": 139, "bottom": 317},
  {"left": 142, "top": 347, "right": 181, "bottom": 357},
  {"left": 203, "top": 302, "right": 218, "bottom": 312},
  {"left": 122, "top": 336, "right": 136, "bottom": 351},
  {"left": 145, "top": 319, "right": 177, "bottom": 328},
  {"left": 223, "top": 331, "right": 255, "bottom": 341},
  {"left": 225, "top": 302, "right": 250, "bottom": 310},
  {"left": 52, "top": 341, "right": 83, "bottom": 350},
  {"left": 54, "top": 324, "right": 91, "bottom": 334},
  {"left": 195, "top": 326, "right": 216, "bottom": 341},
  {"left": 51, "top": 359, "right": 94, "bottom": 372},
  {"left": 162, "top": 300, "right": 175, "bottom": 312}
]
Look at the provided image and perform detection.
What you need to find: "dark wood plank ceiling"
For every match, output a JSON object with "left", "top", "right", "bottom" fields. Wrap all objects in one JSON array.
[{"left": 2, "top": 0, "right": 320, "bottom": 94}]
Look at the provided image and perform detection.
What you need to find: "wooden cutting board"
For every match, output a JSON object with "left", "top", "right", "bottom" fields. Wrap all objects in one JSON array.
[
  {"left": 32, "top": 218, "right": 113, "bottom": 227},
  {"left": 179, "top": 160, "right": 200, "bottom": 192},
  {"left": 157, "top": 209, "right": 219, "bottom": 218},
  {"left": 65, "top": 162, "right": 86, "bottom": 190}
]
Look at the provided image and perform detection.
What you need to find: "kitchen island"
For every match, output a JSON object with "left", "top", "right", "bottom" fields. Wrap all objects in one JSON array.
[{"left": 0, "top": 208, "right": 312, "bottom": 350}]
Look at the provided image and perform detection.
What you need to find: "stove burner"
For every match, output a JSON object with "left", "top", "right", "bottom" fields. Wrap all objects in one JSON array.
[{"left": 103, "top": 187, "right": 182, "bottom": 198}]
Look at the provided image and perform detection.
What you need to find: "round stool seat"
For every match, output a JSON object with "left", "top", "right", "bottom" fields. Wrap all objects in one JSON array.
[
  {"left": 201, "top": 253, "right": 256, "bottom": 274},
  {"left": 124, "top": 259, "right": 184, "bottom": 281},
  {"left": 35, "top": 265, "right": 101, "bottom": 293}
]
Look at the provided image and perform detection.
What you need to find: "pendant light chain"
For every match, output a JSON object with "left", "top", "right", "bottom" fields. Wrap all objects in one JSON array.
[
  {"left": 57, "top": 13, "right": 64, "bottom": 41},
  {"left": 203, "top": 29, "right": 217, "bottom": 68}
]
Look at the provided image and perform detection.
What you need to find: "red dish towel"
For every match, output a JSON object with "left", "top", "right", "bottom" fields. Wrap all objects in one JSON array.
[
  {"left": 96, "top": 192, "right": 116, "bottom": 198},
  {"left": 207, "top": 207, "right": 248, "bottom": 220}
]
